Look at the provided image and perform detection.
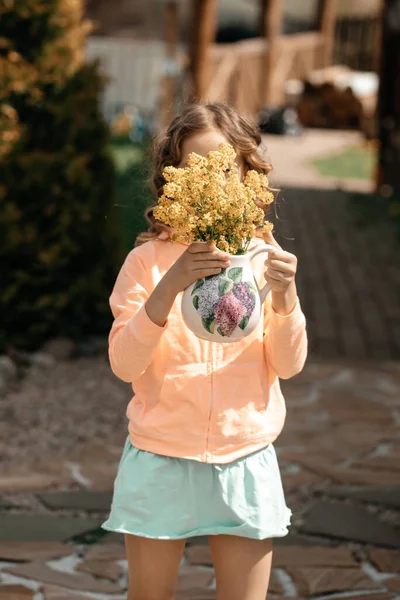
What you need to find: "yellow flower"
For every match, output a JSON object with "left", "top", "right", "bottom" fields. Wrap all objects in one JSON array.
[
  {"left": 262, "top": 221, "right": 274, "bottom": 234},
  {"left": 154, "top": 142, "right": 275, "bottom": 255}
]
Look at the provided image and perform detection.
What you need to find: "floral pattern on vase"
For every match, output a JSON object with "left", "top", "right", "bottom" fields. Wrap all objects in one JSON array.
[{"left": 191, "top": 267, "right": 257, "bottom": 337}]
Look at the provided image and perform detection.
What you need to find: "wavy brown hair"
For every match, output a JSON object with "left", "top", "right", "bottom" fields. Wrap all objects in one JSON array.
[{"left": 135, "top": 103, "right": 273, "bottom": 247}]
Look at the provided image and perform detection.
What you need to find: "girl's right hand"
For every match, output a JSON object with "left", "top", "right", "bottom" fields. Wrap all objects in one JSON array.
[{"left": 165, "top": 242, "right": 231, "bottom": 294}]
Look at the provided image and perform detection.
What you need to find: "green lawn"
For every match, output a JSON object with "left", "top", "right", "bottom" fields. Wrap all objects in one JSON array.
[
  {"left": 109, "top": 136, "right": 153, "bottom": 251},
  {"left": 311, "top": 145, "right": 376, "bottom": 181}
]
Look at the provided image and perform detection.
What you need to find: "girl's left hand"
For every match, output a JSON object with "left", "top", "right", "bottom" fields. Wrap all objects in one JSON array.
[{"left": 263, "top": 230, "right": 298, "bottom": 292}]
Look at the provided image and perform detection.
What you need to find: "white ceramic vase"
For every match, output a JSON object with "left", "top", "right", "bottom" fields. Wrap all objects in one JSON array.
[{"left": 181, "top": 243, "right": 275, "bottom": 342}]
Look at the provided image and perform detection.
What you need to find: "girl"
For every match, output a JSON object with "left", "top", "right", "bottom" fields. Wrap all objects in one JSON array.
[{"left": 102, "top": 103, "right": 307, "bottom": 600}]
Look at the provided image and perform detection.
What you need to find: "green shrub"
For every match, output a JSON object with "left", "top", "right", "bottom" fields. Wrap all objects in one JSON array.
[
  {"left": 109, "top": 135, "right": 154, "bottom": 251},
  {"left": 0, "top": 0, "right": 123, "bottom": 351}
]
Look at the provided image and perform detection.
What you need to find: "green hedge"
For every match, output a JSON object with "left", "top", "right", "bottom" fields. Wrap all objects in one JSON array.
[
  {"left": 109, "top": 135, "right": 154, "bottom": 251},
  {"left": 0, "top": 1, "right": 123, "bottom": 351}
]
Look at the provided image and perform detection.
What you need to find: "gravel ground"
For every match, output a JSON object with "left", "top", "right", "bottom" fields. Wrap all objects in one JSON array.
[{"left": 0, "top": 355, "right": 131, "bottom": 472}]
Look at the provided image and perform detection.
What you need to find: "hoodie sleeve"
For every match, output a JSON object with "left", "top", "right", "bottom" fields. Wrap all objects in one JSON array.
[
  {"left": 108, "top": 250, "right": 168, "bottom": 383},
  {"left": 263, "top": 294, "right": 308, "bottom": 380}
]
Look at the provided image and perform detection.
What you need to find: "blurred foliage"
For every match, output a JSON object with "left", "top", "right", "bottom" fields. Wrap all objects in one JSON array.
[
  {"left": 109, "top": 135, "right": 153, "bottom": 251},
  {"left": 0, "top": 0, "right": 123, "bottom": 351}
]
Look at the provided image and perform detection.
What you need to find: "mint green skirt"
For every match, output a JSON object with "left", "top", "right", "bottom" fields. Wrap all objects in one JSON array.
[{"left": 101, "top": 436, "right": 292, "bottom": 540}]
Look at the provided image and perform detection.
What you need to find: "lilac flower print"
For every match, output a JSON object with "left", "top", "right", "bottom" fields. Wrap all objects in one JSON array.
[
  {"left": 196, "top": 277, "right": 220, "bottom": 320},
  {"left": 214, "top": 292, "right": 247, "bottom": 336},
  {"left": 232, "top": 282, "right": 256, "bottom": 317}
]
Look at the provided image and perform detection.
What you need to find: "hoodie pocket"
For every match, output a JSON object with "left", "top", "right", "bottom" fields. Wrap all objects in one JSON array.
[
  {"left": 213, "top": 362, "right": 269, "bottom": 439},
  {"left": 155, "top": 363, "right": 211, "bottom": 439}
]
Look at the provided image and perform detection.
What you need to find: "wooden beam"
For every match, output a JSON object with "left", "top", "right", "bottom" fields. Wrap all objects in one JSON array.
[
  {"left": 372, "top": 9, "right": 383, "bottom": 74},
  {"left": 260, "top": 0, "right": 284, "bottom": 107},
  {"left": 377, "top": 0, "right": 400, "bottom": 195},
  {"left": 190, "top": 0, "right": 218, "bottom": 101},
  {"left": 319, "top": 0, "right": 338, "bottom": 67},
  {"left": 161, "top": 1, "right": 179, "bottom": 126}
]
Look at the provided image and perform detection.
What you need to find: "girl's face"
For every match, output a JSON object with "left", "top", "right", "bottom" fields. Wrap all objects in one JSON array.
[{"left": 179, "top": 129, "right": 246, "bottom": 179}]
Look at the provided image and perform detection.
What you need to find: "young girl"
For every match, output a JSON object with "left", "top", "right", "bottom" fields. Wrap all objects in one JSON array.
[{"left": 102, "top": 103, "right": 307, "bottom": 600}]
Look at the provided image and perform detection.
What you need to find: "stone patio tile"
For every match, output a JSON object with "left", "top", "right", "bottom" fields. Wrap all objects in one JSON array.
[
  {"left": 42, "top": 585, "right": 96, "bottom": 599},
  {"left": 38, "top": 491, "right": 112, "bottom": 512},
  {"left": 0, "top": 584, "right": 35, "bottom": 599},
  {"left": 31, "top": 459, "right": 74, "bottom": 481},
  {"left": 353, "top": 458, "right": 400, "bottom": 473},
  {"left": 317, "top": 469, "right": 398, "bottom": 486},
  {"left": 186, "top": 545, "right": 212, "bottom": 566},
  {"left": 281, "top": 361, "right": 344, "bottom": 383},
  {"left": 272, "top": 546, "right": 356, "bottom": 568},
  {"left": 276, "top": 381, "right": 315, "bottom": 402},
  {"left": 176, "top": 590, "right": 216, "bottom": 600},
  {"left": 273, "top": 429, "right": 320, "bottom": 449},
  {"left": 300, "top": 501, "right": 400, "bottom": 547},
  {"left": 0, "top": 541, "right": 72, "bottom": 561},
  {"left": 268, "top": 571, "right": 285, "bottom": 595},
  {"left": 177, "top": 565, "right": 214, "bottom": 591},
  {"left": 77, "top": 465, "right": 117, "bottom": 491},
  {"left": 0, "top": 495, "right": 14, "bottom": 508},
  {"left": 100, "top": 531, "right": 124, "bottom": 544},
  {"left": 85, "top": 542, "right": 126, "bottom": 561},
  {"left": 327, "top": 486, "right": 400, "bottom": 509},
  {"left": 186, "top": 536, "right": 209, "bottom": 546},
  {"left": 311, "top": 427, "right": 388, "bottom": 455},
  {"left": 274, "top": 533, "right": 333, "bottom": 546},
  {"left": 281, "top": 471, "right": 322, "bottom": 488},
  {"left": 4, "top": 561, "right": 123, "bottom": 593},
  {"left": 186, "top": 543, "right": 303, "bottom": 590},
  {"left": 385, "top": 578, "right": 400, "bottom": 592},
  {"left": 288, "top": 459, "right": 397, "bottom": 485},
  {"left": 0, "top": 515, "right": 102, "bottom": 541},
  {"left": 368, "top": 549, "right": 400, "bottom": 573},
  {"left": 330, "top": 594, "right": 393, "bottom": 600},
  {"left": 0, "top": 473, "right": 62, "bottom": 492},
  {"left": 69, "top": 441, "right": 121, "bottom": 464},
  {"left": 77, "top": 558, "right": 122, "bottom": 582},
  {"left": 335, "top": 423, "right": 396, "bottom": 446},
  {"left": 106, "top": 434, "right": 127, "bottom": 447},
  {"left": 287, "top": 567, "right": 381, "bottom": 596},
  {"left": 320, "top": 395, "right": 393, "bottom": 422},
  {"left": 282, "top": 453, "right": 344, "bottom": 472}
]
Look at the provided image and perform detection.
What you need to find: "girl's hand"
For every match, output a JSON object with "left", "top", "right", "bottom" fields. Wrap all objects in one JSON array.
[
  {"left": 263, "top": 230, "right": 298, "bottom": 315},
  {"left": 263, "top": 231, "right": 297, "bottom": 292},
  {"left": 165, "top": 242, "right": 231, "bottom": 294}
]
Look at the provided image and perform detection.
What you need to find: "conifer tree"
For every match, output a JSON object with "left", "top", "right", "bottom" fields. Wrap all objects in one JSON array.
[{"left": 0, "top": 0, "right": 121, "bottom": 350}]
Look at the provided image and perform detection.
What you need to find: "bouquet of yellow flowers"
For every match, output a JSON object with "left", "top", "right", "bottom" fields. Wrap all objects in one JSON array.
[{"left": 153, "top": 142, "right": 274, "bottom": 255}]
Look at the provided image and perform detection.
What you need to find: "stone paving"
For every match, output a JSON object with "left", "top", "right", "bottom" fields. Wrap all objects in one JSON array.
[
  {"left": 270, "top": 187, "right": 400, "bottom": 360},
  {"left": 261, "top": 129, "right": 400, "bottom": 361},
  {"left": 0, "top": 358, "right": 399, "bottom": 599}
]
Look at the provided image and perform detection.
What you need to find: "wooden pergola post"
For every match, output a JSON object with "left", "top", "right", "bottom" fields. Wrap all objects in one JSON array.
[
  {"left": 260, "top": 0, "right": 284, "bottom": 107},
  {"left": 319, "top": 0, "right": 338, "bottom": 67},
  {"left": 161, "top": 0, "right": 179, "bottom": 126},
  {"left": 190, "top": 0, "right": 218, "bottom": 101},
  {"left": 377, "top": 0, "right": 400, "bottom": 195}
]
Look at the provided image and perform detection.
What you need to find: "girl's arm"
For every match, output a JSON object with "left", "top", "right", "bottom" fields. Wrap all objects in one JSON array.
[
  {"left": 109, "top": 243, "right": 230, "bottom": 383},
  {"left": 263, "top": 286, "right": 308, "bottom": 379},
  {"left": 108, "top": 251, "right": 172, "bottom": 383},
  {"left": 262, "top": 231, "right": 308, "bottom": 379}
]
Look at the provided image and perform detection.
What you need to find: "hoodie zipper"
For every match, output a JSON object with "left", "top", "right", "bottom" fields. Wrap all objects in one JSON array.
[{"left": 204, "top": 341, "right": 214, "bottom": 462}]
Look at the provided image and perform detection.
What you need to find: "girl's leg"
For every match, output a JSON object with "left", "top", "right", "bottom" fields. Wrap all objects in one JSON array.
[
  {"left": 124, "top": 534, "right": 186, "bottom": 600},
  {"left": 209, "top": 535, "right": 273, "bottom": 600}
]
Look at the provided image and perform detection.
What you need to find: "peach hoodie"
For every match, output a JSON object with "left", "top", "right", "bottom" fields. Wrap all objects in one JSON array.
[{"left": 108, "top": 234, "right": 308, "bottom": 463}]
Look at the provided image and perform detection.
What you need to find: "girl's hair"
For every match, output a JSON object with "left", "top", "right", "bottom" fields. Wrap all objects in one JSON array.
[{"left": 135, "top": 102, "right": 273, "bottom": 247}]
